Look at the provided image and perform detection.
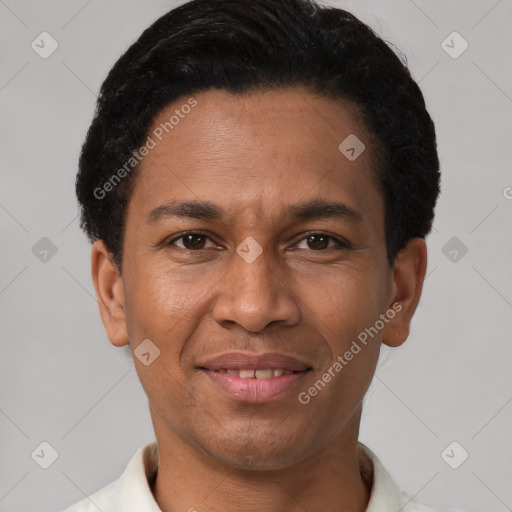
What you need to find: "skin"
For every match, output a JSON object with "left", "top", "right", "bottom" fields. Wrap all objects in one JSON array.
[{"left": 91, "top": 88, "right": 427, "bottom": 512}]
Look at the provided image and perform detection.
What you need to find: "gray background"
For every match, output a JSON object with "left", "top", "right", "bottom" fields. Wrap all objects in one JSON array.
[{"left": 1, "top": 0, "right": 511, "bottom": 511}]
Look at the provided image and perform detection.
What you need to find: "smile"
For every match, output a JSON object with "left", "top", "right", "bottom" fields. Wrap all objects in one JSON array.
[
  {"left": 198, "top": 352, "right": 313, "bottom": 402},
  {"left": 213, "top": 368, "right": 297, "bottom": 378},
  {"left": 201, "top": 368, "right": 311, "bottom": 403}
]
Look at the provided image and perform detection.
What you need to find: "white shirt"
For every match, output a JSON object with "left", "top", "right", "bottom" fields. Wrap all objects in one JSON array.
[{"left": 62, "top": 441, "right": 450, "bottom": 512}]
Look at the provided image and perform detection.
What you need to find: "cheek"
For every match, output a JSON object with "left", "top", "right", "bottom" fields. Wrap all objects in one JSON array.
[
  {"left": 123, "top": 263, "right": 214, "bottom": 388},
  {"left": 301, "top": 264, "right": 385, "bottom": 406},
  {"left": 124, "top": 262, "right": 203, "bottom": 341},
  {"left": 299, "top": 333, "right": 380, "bottom": 435},
  {"left": 303, "top": 264, "right": 385, "bottom": 347}
]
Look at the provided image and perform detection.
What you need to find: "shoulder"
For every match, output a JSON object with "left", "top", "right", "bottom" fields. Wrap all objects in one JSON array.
[
  {"left": 60, "top": 480, "right": 119, "bottom": 512},
  {"left": 358, "top": 442, "right": 463, "bottom": 512},
  {"left": 60, "top": 441, "right": 159, "bottom": 512}
]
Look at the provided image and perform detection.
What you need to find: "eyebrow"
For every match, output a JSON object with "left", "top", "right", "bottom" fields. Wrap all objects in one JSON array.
[{"left": 146, "top": 198, "right": 363, "bottom": 225}]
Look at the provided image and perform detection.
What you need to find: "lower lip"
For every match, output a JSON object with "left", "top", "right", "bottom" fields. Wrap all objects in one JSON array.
[{"left": 201, "top": 369, "right": 310, "bottom": 403}]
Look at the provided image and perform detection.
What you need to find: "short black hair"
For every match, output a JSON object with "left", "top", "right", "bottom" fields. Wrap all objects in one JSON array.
[{"left": 76, "top": 0, "right": 440, "bottom": 271}]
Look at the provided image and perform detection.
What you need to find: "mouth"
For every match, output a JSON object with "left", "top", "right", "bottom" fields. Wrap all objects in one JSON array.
[
  {"left": 198, "top": 352, "right": 313, "bottom": 403},
  {"left": 211, "top": 368, "right": 302, "bottom": 378}
]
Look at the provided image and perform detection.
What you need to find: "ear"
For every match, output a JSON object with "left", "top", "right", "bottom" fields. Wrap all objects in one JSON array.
[
  {"left": 382, "top": 238, "right": 428, "bottom": 348},
  {"left": 91, "top": 240, "right": 129, "bottom": 347}
]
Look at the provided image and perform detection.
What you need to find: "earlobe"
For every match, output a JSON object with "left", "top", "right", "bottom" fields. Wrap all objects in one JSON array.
[
  {"left": 382, "top": 238, "right": 428, "bottom": 348},
  {"left": 91, "top": 240, "right": 129, "bottom": 347}
]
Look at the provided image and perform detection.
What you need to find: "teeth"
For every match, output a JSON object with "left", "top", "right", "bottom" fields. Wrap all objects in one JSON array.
[
  {"left": 217, "top": 368, "right": 294, "bottom": 378},
  {"left": 255, "top": 369, "right": 273, "bottom": 379}
]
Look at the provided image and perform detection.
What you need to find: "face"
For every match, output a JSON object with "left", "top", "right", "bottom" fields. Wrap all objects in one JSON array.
[{"left": 95, "top": 88, "right": 414, "bottom": 471}]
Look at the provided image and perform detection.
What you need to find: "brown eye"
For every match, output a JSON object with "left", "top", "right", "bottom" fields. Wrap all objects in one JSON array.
[
  {"left": 181, "top": 234, "right": 206, "bottom": 250},
  {"left": 166, "top": 232, "right": 215, "bottom": 250},
  {"left": 306, "top": 234, "right": 329, "bottom": 250},
  {"left": 296, "top": 233, "right": 347, "bottom": 251}
]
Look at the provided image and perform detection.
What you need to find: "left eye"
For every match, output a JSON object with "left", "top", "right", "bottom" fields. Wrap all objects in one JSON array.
[{"left": 295, "top": 233, "right": 346, "bottom": 251}]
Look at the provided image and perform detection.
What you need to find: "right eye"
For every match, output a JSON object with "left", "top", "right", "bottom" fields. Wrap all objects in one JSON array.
[{"left": 165, "top": 231, "right": 218, "bottom": 251}]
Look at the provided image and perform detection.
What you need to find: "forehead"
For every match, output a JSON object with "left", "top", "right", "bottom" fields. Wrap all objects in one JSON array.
[{"left": 127, "top": 87, "right": 383, "bottom": 233}]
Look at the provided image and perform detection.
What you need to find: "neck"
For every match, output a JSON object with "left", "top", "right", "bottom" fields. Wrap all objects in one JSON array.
[{"left": 151, "top": 411, "right": 372, "bottom": 512}]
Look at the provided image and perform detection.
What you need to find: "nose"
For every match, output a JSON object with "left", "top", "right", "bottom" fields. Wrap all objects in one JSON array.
[{"left": 211, "top": 246, "right": 301, "bottom": 333}]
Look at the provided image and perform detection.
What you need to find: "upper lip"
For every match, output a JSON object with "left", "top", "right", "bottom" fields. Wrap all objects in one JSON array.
[{"left": 199, "top": 352, "right": 312, "bottom": 371}]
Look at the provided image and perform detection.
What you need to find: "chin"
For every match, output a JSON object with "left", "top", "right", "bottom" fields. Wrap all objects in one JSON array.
[
  {"left": 213, "top": 445, "right": 304, "bottom": 472},
  {"left": 196, "top": 421, "right": 311, "bottom": 471}
]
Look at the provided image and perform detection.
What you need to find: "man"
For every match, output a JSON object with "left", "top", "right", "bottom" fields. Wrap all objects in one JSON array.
[{"left": 64, "top": 0, "right": 451, "bottom": 510}]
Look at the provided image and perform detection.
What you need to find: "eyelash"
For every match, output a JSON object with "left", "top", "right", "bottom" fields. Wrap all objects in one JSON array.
[{"left": 165, "top": 231, "right": 350, "bottom": 252}]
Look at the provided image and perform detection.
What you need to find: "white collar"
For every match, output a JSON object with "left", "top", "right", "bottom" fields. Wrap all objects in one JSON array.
[{"left": 65, "top": 441, "right": 441, "bottom": 511}]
